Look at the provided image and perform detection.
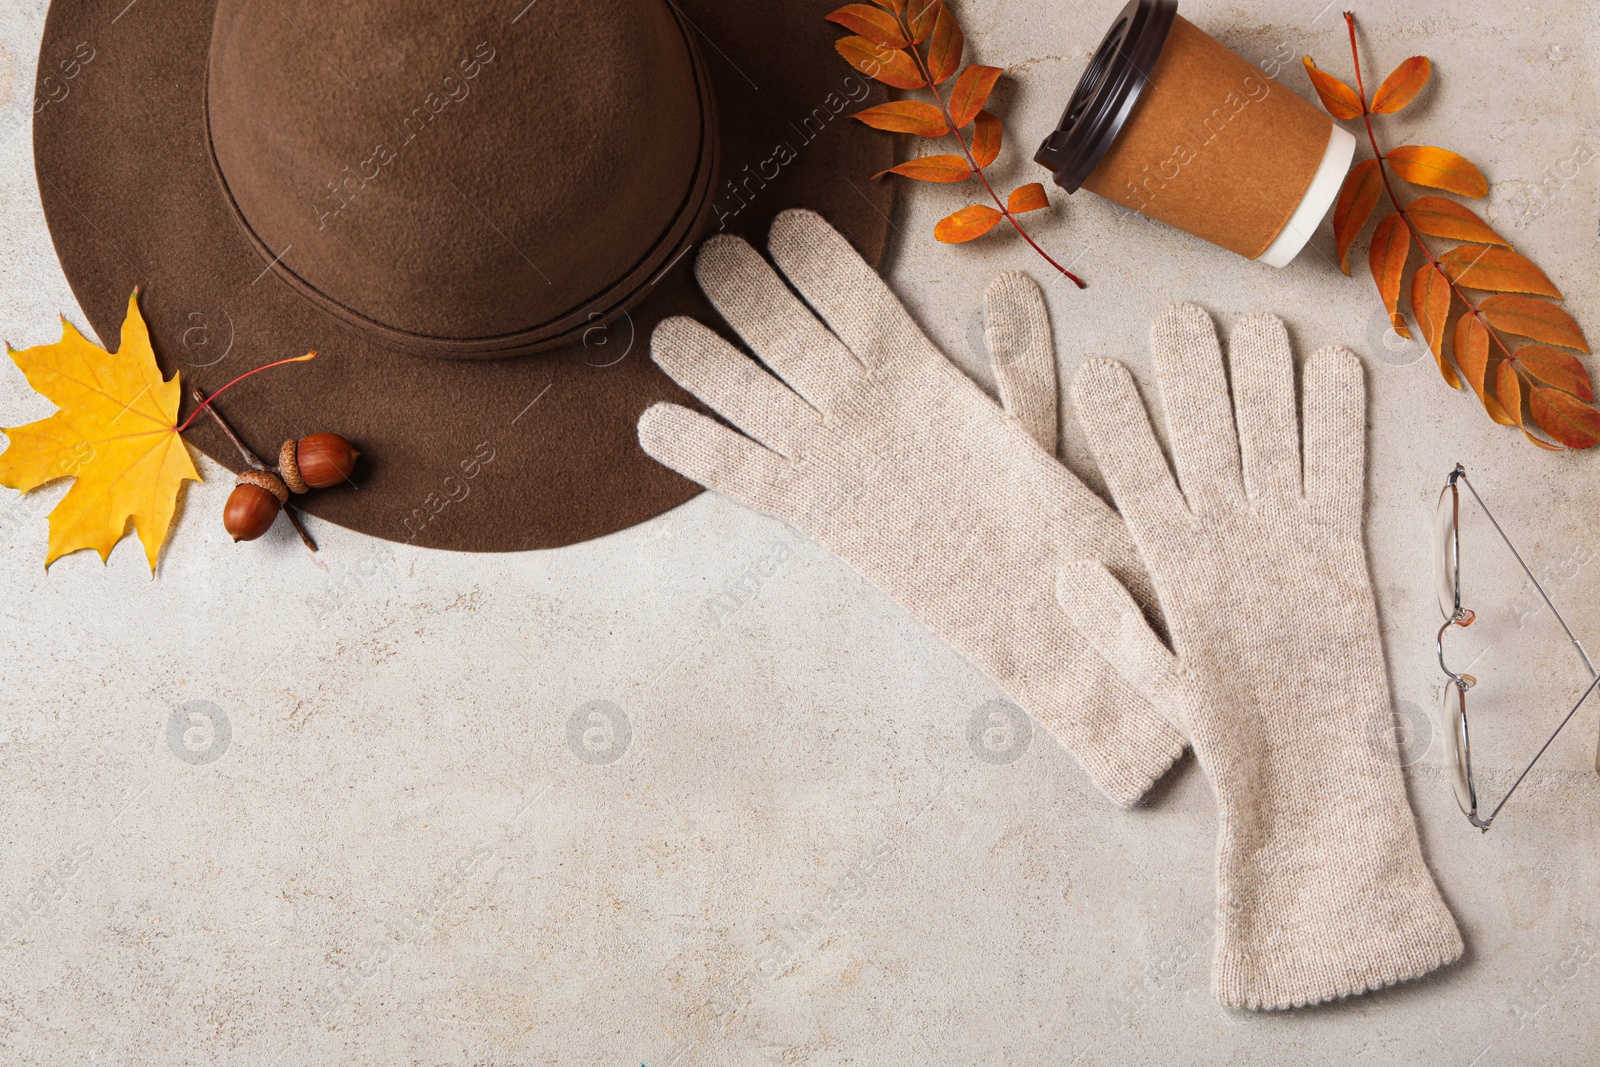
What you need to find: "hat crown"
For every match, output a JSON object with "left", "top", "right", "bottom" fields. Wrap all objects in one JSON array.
[{"left": 205, "top": 0, "right": 717, "bottom": 358}]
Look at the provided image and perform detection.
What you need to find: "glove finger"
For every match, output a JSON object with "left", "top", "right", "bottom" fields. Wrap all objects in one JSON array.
[
  {"left": 1071, "top": 358, "right": 1188, "bottom": 549},
  {"left": 651, "top": 317, "right": 818, "bottom": 460},
  {"left": 637, "top": 403, "right": 797, "bottom": 520},
  {"left": 1228, "top": 313, "right": 1302, "bottom": 500},
  {"left": 985, "top": 271, "right": 1058, "bottom": 455},
  {"left": 695, "top": 234, "right": 867, "bottom": 412},
  {"left": 767, "top": 209, "right": 925, "bottom": 371},
  {"left": 1302, "top": 346, "right": 1366, "bottom": 511},
  {"left": 1150, "top": 303, "right": 1245, "bottom": 513},
  {"left": 1055, "top": 561, "right": 1187, "bottom": 728}
]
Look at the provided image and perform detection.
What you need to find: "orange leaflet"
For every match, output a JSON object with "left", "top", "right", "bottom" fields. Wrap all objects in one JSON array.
[
  {"left": 947, "top": 64, "right": 1002, "bottom": 127},
  {"left": 835, "top": 36, "right": 924, "bottom": 89},
  {"left": 1008, "top": 183, "right": 1049, "bottom": 214},
  {"left": 878, "top": 153, "right": 973, "bottom": 182},
  {"left": 1494, "top": 361, "right": 1561, "bottom": 450},
  {"left": 1439, "top": 246, "right": 1562, "bottom": 298},
  {"left": 905, "top": 0, "right": 939, "bottom": 43},
  {"left": 935, "top": 204, "right": 1003, "bottom": 243},
  {"left": 1514, "top": 345, "right": 1595, "bottom": 401},
  {"left": 1368, "top": 212, "right": 1411, "bottom": 337},
  {"left": 1333, "top": 158, "right": 1382, "bottom": 274},
  {"left": 1454, "top": 313, "right": 1512, "bottom": 424},
  {"left": 970, "top": 111, "right": 1001, "bottom": 168},
  {"left": 1530, "top": 387, "right": 1600, "bottom": 450},
  {"left": 825, "top": 5, "right": 909, "bottom": 48},
  {"left": 1479, "top": 294, "right": 1590, "bottom": 352},
  {"left": 1405, "top": 196, "right": 1507, "bottom": 246},
  {"left": 870, "top": 0, "right": 907, "bottom": 11},
  {"left": 925, "top": 3, "right": 963, "bottom": 83},
  {"left": 851, "top": 100, "right": 949, "bottom": 136},
  {"left": 1370, "top": 57, "right": 1431, "bottom": 113},
  {"left": 1385, "top": 145, "right": 1489, "bottom": 198},
  {"left": 1302, "top": 57, "right": 1363, "bottom": 119},
  {"left": 1412, "top": 261, "right": 1458, "bottom": 387}
]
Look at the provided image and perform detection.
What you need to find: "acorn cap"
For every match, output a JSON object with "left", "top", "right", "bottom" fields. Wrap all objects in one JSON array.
[
  {"left": 278, "top": 439, "right": 309, "bottom": 494},
  {"left": 236, "top": 467, "right": 289, "bottom": 505}
]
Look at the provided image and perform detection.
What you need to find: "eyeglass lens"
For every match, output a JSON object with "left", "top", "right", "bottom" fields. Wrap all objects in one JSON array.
[
  {"left": 1441, "top": 681, "right": 1477, "bottom": 818},
  {"left": 1435, "top": 482, "right": 1461, "bottom": 621}
]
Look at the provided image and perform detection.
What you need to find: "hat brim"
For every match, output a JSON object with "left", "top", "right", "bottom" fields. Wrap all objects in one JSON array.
[{"left": 33, "top": 0, "right": 895, "bottom": 551}]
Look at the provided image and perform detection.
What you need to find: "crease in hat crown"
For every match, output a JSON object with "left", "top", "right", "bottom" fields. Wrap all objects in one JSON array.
[{"left": 202, "top": 0, "right": 719, "bottom": 360}]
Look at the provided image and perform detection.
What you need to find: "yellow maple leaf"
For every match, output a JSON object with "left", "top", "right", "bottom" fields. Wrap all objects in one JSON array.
[{"left": 0, "top": 290, "right": 200, "bottom": 571}]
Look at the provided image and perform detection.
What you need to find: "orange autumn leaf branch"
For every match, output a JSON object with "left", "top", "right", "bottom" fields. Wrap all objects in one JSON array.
[
  {"left": 827, "top": 0, "right": 1081, "bottom": 287},
  {"left": 1307, "top": 12, "right": 1597, "bottom": 449}
]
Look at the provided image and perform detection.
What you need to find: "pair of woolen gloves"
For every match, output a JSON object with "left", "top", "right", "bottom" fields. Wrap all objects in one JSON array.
[{"left": 636, "top": 210, "right": 1463, "bottom": 1011}]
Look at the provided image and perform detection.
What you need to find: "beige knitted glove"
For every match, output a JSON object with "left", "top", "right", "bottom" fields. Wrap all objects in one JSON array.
[
  {"left": 638, "top": 209, "right": 1186, "bottom": 806},
  {"left": 1057, "top": 304, "right": 1463, "bottom": 1009}
]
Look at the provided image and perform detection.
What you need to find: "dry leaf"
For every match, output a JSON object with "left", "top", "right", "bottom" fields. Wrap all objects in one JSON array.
[
  {"left": 0, "top": 291, "right": 200, "bottom": 570},
  {"left": 1302, "top": 57, "right": 1364, "bottom": 119},
  {"left": 1368, "top": 212, "right": 1410, "bottom": 336},
  {"left": 878, "top": 153, "right": 973, "bottom": 182},
  {"left": 1439, "top": 246, "right": 1562, "bottom": 298},
  {"left": 1386, "top": 145, "right": 1489, "bottom": 198},
  {"left": 1405, "top": 196, "right": 1507, "bottom": 246},
  {"left": 1514, "top": 345, "right": 1595, "bottom": 401},
  {"left": 851, "top": 100, "right": 949, "bottom": 136},
  {"left": 947, "top": 64, "right": 1002, "bottom": 127},
  {"left": 1334, "top": 159, "right": 1382, "bottom": 274},
  {"left": 1310, "top": 13, "right": 1595, "bottom": 448},
  {"left": 825, "top": 0, "right": 1082, "bottom": 286},
  {"left": 1493, "top": 355, "right": 1518, "bottom": 420},
  {"left": 1479, "top": 294, "right": 1589, "bottom": 352},
  {"left": 970, "top": 111, "right": 1001, "bottom": 169},
  {"left": 1494, "top": 360, "right": 1561, "bottom": 450},
  {"left": 1530, "top": 386, "right": 1600, "bottom": 449},
  {"left": 825, "top": 5, "right": 909, "bottom": 48},
  {"left": 1008, "top": 183, "right": 1049, "bottom": 214},
  {"left": 835, "top": 36, "right": 925, "bottom": 89},
  {"left": 905, "top": 0, "right": 939, "bottom": 43},
  {"left": 1370, "top": 57, "right": 1431, "bottom": 113},
  {"left": 1412, "top": 261, "right": 1459, "bottom": 387},
  {"left": 925, "top": 3, "right": 963, "bottom": 83},
  {"left": 1454, "top": 313, "right": 1512, "bottom": 424},
  {"left": 935, "top": 204, "right": 1003, "bottom": 243}
]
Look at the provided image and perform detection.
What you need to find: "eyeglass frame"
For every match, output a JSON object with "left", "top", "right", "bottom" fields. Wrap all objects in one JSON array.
[{"left": 1435, "top": 463, "right": 1600, "bottom": 831}]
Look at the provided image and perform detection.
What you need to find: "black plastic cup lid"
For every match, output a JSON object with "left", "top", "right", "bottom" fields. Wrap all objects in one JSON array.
[{"left": 1034, "top": 0, "right": 1178, "bottom": 193}]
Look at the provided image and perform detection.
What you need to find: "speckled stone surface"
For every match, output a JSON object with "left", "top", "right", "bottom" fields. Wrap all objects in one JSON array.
[{"left": 1, "top": 0, "right": 1597, "bottom": 1063}]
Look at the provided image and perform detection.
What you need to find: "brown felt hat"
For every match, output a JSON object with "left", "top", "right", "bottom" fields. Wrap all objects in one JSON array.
[{"left": 33, "top": 0, "right": 893, "bottom": 550}]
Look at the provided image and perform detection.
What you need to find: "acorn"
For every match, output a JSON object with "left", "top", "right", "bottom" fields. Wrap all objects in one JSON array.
[
  {"left": 224, "top": 469, "right": 288, "bottom": 541},
  {"left": 279, "top": 432, "right": 360, "bottom": 493}
]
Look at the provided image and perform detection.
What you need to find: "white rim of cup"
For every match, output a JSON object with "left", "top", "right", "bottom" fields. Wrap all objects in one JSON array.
[{"left": 1256, "top": 124, "right": 1359, "bottom": 269}]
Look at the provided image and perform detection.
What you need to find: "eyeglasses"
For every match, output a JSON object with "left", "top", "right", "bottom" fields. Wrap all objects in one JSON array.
[{"left": 1435, "top": 464, "right": 1600, "bottom": 831}]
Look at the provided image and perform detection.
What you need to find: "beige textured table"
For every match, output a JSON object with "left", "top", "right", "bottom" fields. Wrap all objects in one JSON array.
[{"left": 1, "top": 0, "right": 1597, "bottom": 1062}]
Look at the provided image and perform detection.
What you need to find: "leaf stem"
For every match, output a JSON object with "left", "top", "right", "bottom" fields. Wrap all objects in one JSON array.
[
  {"left": 176, "top": 352, "right": 317, "bottom": 434},
  {"left": 279, "top": 502, "right": 319, "bottom": 554},
  {"left": 191, "top": 387, "right": 266, "bottom": 467},
  {"left": 902, "top": 14, "right": 1085, "bottom": 288}
]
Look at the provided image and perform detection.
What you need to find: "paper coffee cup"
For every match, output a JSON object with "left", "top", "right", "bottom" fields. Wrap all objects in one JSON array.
[{"left": 1034, "top": 0, "right": 1356, "bottom": 267}]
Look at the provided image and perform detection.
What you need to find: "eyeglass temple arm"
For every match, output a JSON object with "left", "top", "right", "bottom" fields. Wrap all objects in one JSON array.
[
  {"left": 1457, "top": 473, "right": 1600, "bottom": 779},
  {"left": 1479, "top": 668, "right": 1600, "bottom": 829}
]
